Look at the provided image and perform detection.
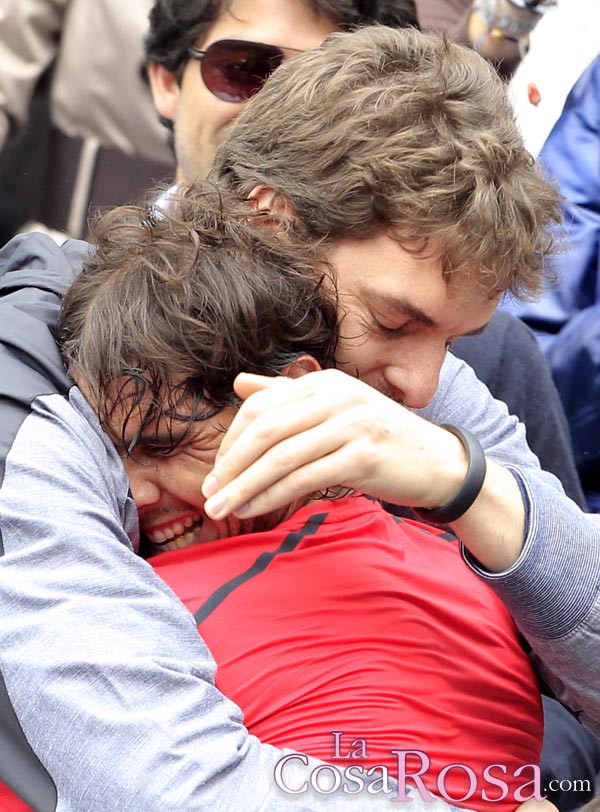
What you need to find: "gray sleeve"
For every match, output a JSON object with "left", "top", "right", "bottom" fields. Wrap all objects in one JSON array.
[
  {"left": 463, "top": 469, "right": 600, "bottom": 737},
  {"left": 0, "top": 393, "right": 457, "bottom": 812},
  {"left": 423, "top": 354, "right": 600, "bottom": 733}
]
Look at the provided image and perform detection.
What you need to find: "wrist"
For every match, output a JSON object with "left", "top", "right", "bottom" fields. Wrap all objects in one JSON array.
[
  {"left": 454, "top": 460, "right": 526, "bottom": 572},
  {"left": 414, "top": 425, "right": 487, "bottom": 525}
]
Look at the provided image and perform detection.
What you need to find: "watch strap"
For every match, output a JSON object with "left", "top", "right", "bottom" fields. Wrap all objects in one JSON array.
[{"left": 413, "top": 424, "right": 487, "bottom": 525}]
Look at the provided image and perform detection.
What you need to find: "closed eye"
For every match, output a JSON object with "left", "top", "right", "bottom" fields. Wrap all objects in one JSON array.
[
  {"left": 370, "top": 315, "right": 411, "bottom": 336},
  {"left": 138, "top": 443, "right": 180, "bottom": 457}
]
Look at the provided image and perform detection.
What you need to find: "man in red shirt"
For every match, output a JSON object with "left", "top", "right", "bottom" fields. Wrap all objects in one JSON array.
[
  {"left": 153, "top": 493, "right": 542, "bottom": 811},
  {"left": 56, "top": 189, "right": 542, "bottom": 812}
]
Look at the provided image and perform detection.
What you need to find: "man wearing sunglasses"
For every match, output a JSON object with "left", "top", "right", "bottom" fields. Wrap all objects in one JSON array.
[{"left": 145, "top": 0, "right": 419, "bottom": 182}]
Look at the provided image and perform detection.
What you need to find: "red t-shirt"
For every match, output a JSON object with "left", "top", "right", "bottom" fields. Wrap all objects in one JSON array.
[
  {"left": 0, "top": 796, "right": 30, "bottom": 812},
  {"left": 153, "top": 495, "right": 542, "bottom": 812},
  {"left": 0, "top": 496, "right": 542, "bottom": 810}
]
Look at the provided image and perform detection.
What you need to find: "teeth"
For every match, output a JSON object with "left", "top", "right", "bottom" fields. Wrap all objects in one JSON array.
[
  {"left": 148, "top": 519, "right": 204, "bottom": 551},
  {"left": 173, "top": 522, "right": 186, "bottom": 537},
  {"left": 151, "top": 530, "right": 168, "bottom": 544},
  {"left": 161, "top": 524, "right": 202, "bottom": 552},
  {"left": 147, "top": 516, "right": 202, "bottom": 544}
]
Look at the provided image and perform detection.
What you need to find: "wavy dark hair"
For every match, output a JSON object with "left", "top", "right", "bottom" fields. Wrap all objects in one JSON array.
[
  {"left": 57, "top": 183, "right": 338, "bottom": 453},
  {"left": 145, "top": 0, "right": 419, "bottom": 75}
]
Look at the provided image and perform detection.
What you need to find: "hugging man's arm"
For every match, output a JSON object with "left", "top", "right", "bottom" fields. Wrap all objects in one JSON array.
[{"left": 202, "top": 363, "right": 600, "bottom": 735}]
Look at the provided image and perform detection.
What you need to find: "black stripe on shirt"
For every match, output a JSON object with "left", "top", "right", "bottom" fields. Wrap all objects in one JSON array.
[{"left": 194, "top": 512, "right": 328, "bottom": 625}]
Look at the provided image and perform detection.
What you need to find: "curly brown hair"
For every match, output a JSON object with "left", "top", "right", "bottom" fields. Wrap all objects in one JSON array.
[
  {"left": 213, "top": 25, "right": 562, "bottom": 299},
  {"left": 57, "top": 183, "right": 338, "bottom": 451}
]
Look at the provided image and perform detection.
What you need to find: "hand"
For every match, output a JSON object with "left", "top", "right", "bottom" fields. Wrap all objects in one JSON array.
[{"left": 202, "top": 370, "right": 467, "bottom": 521}]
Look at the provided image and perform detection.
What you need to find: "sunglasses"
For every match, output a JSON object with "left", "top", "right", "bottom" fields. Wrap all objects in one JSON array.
[{"left": 187, "top": 38, "right": 303, "bottom": 103}]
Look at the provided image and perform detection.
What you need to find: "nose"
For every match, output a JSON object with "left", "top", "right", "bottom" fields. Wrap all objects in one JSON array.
[
  {"left": 383, "top": 355, "right": 443, "bottom": 410},
  {"left": 126, "top": 461, "right": 162, "bottom": 509}
]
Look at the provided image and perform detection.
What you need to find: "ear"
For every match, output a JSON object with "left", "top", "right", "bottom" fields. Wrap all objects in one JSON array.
[
  {"left": 248, "top": 185, "right": 296, "bottom": 223},
  {"left": 281, "top": 354, "right": 321, "bottom": 379},
  {"left": 147, "top": 62, "right": 180, "bottom": 122}
]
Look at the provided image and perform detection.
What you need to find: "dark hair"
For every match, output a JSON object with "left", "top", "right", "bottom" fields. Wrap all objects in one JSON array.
[
  {"left": 213, "top": 25, "right": 562, "bottom": 299},
  {"left": 57, "top": 183, "right": 338, "bottom": 451},
  {"left": 145, "top": 0, "right": 419, "bottom": 75}
]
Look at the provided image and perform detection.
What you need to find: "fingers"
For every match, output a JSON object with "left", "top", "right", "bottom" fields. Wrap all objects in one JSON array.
[
  {"left": 224, "top": 452, "right": 353, "bottom": 520},
  {"left": 201, "top": 369, "right": 406, "bottom": 520},
  {"left": 233, "top": 372, "right": 285, "bottom": 400},
  {"left": 204, "top": 417, "right": 348, "bottom": 520},
  {"left": 214, "top": 374, "right": 312, "bottom": 463}
]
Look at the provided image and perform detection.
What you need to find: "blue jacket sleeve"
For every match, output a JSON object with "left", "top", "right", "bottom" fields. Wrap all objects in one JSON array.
[
  {"left": 502, "top": 55, "right": 600, "bottom": 345},
  {"left": 546, "top": 303, "right": 600, "bottom": 509}
]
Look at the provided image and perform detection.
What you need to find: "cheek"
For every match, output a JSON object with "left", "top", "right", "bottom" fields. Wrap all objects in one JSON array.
[
  {"left": 177, "top": 70, "right": 216, "bottom": 137},
  {"left": 336, "top": 336, "right": 389, "bottom": 380},
  {"left": 186, "top": 73, "right": 241, "bottom": 133},
  {"left": 160, "top": 457, "right": 212, "bottom": 507},
  {"left": 178, "top": 98, "right": 240, "bottom": 179}
]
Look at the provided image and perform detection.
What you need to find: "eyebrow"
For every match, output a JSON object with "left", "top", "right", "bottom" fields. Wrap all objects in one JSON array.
[
  {"left": 368, "top": 293, "right": 491, "bottom": 337},
  {"left": 368, "top": 293, "right": 439, "bottom": 329}
]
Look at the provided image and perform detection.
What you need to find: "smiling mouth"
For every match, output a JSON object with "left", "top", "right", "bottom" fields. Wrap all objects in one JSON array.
[{"left": 145, "top": 514, "right": 204, "bottom": 553}]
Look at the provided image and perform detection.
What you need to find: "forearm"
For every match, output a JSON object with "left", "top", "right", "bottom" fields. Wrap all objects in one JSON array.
[
  {"left": 416, "top": 355, "right": 535, "bottom": 570},
  {"left": 407, "top": 422, "right": 526, "bottom": 572},
  {"left": 451, "top": 457, "right": 526, "bottom": 572}
]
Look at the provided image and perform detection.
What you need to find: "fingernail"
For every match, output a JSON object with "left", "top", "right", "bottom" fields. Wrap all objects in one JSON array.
[
  {"left": 205, "top": 492, "right": 227, "bottom": 518},
  {"left": 202, "top": 474, "right": 219, "bottom": 498}
]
